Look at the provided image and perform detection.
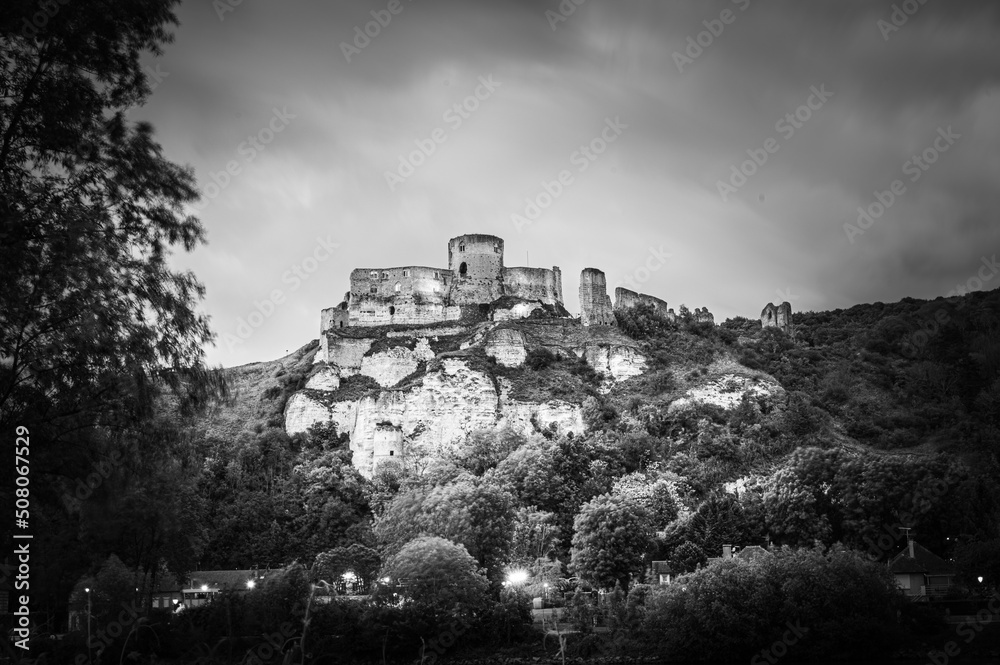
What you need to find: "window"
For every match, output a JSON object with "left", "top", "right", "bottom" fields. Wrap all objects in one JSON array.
[
  {"left": 389, "top": 306, "right": 395, "bottom": 316},
  {"left": 402, "top": 270, "right": 408, "bottom": 277},
  {"left": 381, "top": 272, "right": 388, "bottom": 280},
  {"left": 493, "top": 243, "right": 499, "bottom": 253},
  {"left": 459, "top": 243, "right": 465, "bottom": 252},
  {"left": 394, "top": 282, "right": 401, "bottom": 293},
  {"left": 434, "top": 271, "right": 440, "bottom": 278},
  {"left": 459, "top": 262, "right": 467, "bottom": 276},
  {"left": 389, "top": 450, "right": 394, "bottom": 456},
  {"left": 370, "top": 286, "right": 377, "bottom": 294},
  {"left": 338, "top": 321, "right": 344, "bottom": 328},
  {"left": 369, "top": 270, "right": 378, "bottom": 279}
]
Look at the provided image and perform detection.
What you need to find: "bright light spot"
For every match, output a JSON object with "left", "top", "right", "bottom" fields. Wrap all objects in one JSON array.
[
  {"left": 84, "top": 588, "right": 90, "bottom": 593},
  {"left": 246, "top": 580, "right": 256, "bottom": 589},
  {"left": 507, "top": 570, "right": 528, "bottom": 585},
  {"left": 201, "top": 584, "right": 209, "bottom": 591},
  {"left": 380, "top": 577, "right": 391, "bottom": 584},
  {"left": 342, "top": 571, "right": 357, "bottom": 582}
]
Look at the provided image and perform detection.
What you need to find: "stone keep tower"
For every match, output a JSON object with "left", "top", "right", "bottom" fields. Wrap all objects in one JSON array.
[
  {"left": 372, "top": 421, "right": 403, "bottom": 474},
  {"left": 447, "top": 234, "right": 505, "bottom": 305},
  {"left": 579, "top": 268, "right": 616, "bottom": 326}
]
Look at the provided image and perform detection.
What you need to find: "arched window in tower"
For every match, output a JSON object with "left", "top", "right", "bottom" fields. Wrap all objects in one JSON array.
[
  {"left": 459, "top": 262, "right": 467, "bottom": 276},
  {"left": 459, "top": 243, "right": 466, "bottom": 252},
  {"left": 394, "top": 282, "right": 401, "bottom": 293},
  {"left": 493, "top": 243, "right": 499, "bottom": 253}
]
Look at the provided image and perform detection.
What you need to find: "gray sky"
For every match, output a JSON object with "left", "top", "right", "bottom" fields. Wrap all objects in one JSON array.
[{"left": 145, "top": 0, "right": 1000, "bottom": 367}]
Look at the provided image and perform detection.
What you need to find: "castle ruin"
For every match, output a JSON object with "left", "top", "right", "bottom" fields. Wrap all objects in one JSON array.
[
  {"left": 321, "top": 234, "right": 563, "bottom": 331},
  {"left": 760, "top": 301, "right": 792, "bottom": 331}
]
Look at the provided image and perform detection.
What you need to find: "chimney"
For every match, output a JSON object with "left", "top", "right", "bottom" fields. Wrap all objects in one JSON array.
[
  {"left": 722, "top": 544, "right": 732, "bottom": 559},
  {"left": 908, "top": 535, "right": 915, "bottom": 558}
]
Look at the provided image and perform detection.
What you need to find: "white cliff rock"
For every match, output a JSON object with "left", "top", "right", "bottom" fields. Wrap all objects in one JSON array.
[
  {"left": 583, "top": 344, "right": 647, "bottom": 381},
  {"left": 305, "top": 364, "right": 340, "bottom": 391},
  {"left": 484, "top": 329, "right": 528, "bottom": 367},
  {"left": 668, "top": 373, "right": 781, "bottom": 413},
  {"left": 360, "top": 339, "right": 435, "bottom": 387}
]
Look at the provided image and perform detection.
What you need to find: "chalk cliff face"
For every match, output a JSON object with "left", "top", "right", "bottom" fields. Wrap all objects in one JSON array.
[
  {"left": 583, "top": 344, "right": 647, "bottom": 382},
  {"left": 285, "top": 358, "right": 585, "bottom": 477}
]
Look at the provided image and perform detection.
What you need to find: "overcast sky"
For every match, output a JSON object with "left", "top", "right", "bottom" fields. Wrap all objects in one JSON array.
[{"left": 144, "top": 0, "right": 1000, "bottom": 367}]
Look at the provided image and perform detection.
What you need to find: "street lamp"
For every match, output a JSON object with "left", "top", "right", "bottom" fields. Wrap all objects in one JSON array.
[
  {"left": 246, "top": 579, "right": 256, "bottom": 589},
  {"left": 506, "top": 569, "right": 528, "bottom": 586},
  {"left": 543, "top": 582, "right": 549, "bottom": 601},
  {"left": 84, "top": 587, "right": 92, "bottom": 665}
]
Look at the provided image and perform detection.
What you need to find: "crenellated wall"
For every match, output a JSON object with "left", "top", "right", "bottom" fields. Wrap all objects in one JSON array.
[
  {"left": 579, "top": 268, "right": 616, "bottom": 326},
  {"left": 503, "top": 265, "right": 563, "bottom": 305},
  {"left": 614, "top": 287, "right": 669, "bottom": 317}
]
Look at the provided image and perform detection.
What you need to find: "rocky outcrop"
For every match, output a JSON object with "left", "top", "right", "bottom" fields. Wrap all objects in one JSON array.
[
  {"left": 322, "top": 336, "right": 374, "bottom": 375},
  {"left": 582, "top": 344, "right": 647, "bottom": 381},
  {"left": 359, "top": 338, "right": 435, "bottom": 387},
  {"left": 668, "top": 373, "right": 781, "bottom": 413},
  {"left": 484, "top": 328, "right": 528, "bottom": 367},
  {"left": 694, "top": 307, "right": 715, "bottom": 325},
  {"left": 285, "top": 358, "right": 587, "bottom": 477},
  {"left": 305, "top": 363, "right": 340, "bottom": 391}
]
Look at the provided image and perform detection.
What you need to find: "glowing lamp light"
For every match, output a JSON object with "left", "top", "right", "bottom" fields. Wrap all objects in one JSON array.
[
  {"left": 201, "top": 584, "right": 209, "bottom": 591},
  {"left": 506, "top": 570, "right": 528, "bottom": 586},
  {"left": 979, "top": 576, "right": 984, "bottom": 584},
  {"left": 246, "top": 579, "right": 256, "bottom": 589}
]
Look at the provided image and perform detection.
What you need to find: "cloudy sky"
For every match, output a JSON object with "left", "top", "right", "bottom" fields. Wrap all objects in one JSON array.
[{"left": 143, "top": 0, "right": 1000, "bottom": 367}]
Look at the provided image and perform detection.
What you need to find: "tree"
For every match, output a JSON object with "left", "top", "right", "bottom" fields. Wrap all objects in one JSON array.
[
  {"left": 670, "top": 540, "right": 707, "bottom": 574},
  {"left": 570, "top": 493, "right": 654, "bottom": 590},
  {"left": 0, "top": 0, "right": 213, "bottom": 433},
  {"left": 379, "top": 536, "right": 489, "bottom": 619},
  {"left": 0, "top": 0, "right": 222, "bottom": 618},
  {"left": 375, "top": 477, "right": 515, "bottom": 583}
]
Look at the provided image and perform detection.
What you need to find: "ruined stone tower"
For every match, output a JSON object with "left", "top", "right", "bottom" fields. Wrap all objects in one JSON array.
[
  {"left": 761, "top": 301, "right": 792, "bottom": 331},
  {"left": 446, "top": 234, "right": 505, "bottom": 306},
  {"left": 372, "top": 421, "right": 403, "bottom": 474},
  {"left": 579, "top": 268, "right": 616, "bottom": 326}
]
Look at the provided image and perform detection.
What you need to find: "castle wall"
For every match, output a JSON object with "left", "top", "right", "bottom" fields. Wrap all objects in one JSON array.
[
  {"left": 349, "top": 266, "right": 450, "bottom": 303},
  {"left": 321, "top": 305, "right": 349, "bottom": 333},
  {"left": 349, "top": 296, "right": 461, "bottom": 327},
  {"left": 447, "top": 234, "right": 505, "bottom": 305},
  {"left": 503, "top": 266, "right": 563, "bottom": 305},
  {"left": 579, "top": 268, "right": 616, "bottom": 326},
  {"left": 614, "top": 287, "right": 669, "bottom": 317}
]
